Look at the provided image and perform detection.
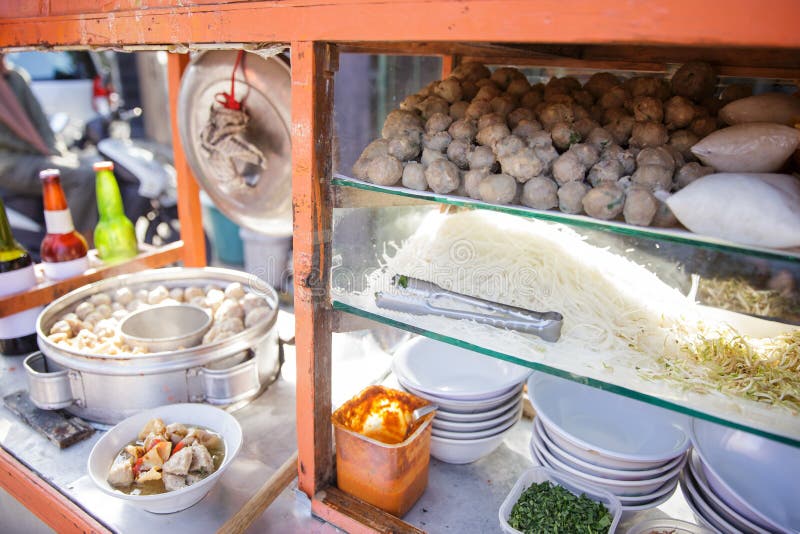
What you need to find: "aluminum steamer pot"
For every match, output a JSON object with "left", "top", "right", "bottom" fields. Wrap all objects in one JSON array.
[{"left": 25, "top": 267, "right": 280, "bottom": 424}]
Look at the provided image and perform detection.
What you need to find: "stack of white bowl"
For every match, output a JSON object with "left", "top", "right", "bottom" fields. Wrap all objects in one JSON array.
[
  {"left": 683, "top": 419, "right": 799, "bottom": 534},
  {"left": 527, "top": 373, "right": 690, "bottom": 512},
  {"left": 392, "top": 337, "right": 532, "bottom": 464}
]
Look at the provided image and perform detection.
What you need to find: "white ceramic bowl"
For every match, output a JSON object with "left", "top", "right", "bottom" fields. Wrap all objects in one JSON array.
[
  {"left": 686, "top": 450, "right": 772, "bottom": 534},
  {"left": 530, "top": 425, "right": 684, "bottom": 497},
  {"left": 88, "top": 403, "right": 242, "bottom": 514},
  {"left": 681, "top": 467, "right": 744, "bottom": 534},
  {"left": 431, "top": 406, "right": 522, "bottom": 440},
  {"left": 529, "top": 373, "right": 690, "bottom": 467},
  {"left": 393, "top": 337, "right": 532, "bottom": 400},
  {"left": 535, "top": 417, "right": 685, "bottom": 481},
  {"left": 435, "top": 394, "right": 521, "bottom": 423},
  {"left": 529, "top": 437, "right": 680, "bottom": 506},
  {"left": 433, "top": 399, "right": 522, "bottom": 432},
  {"left": 626, "top": 518, "right": 714, "bottom": 534},
  {"left": 430, "top": 430, "right": 509, "bottom": 464},
  {"left": 400, "top": 381, "right": 523, "bottom": 413},
  {"left": 691, "top": 419, "right": 799, "bottom": 533},
  {"left": 499, "top": 466, "right": 621, "bottom": 534}
]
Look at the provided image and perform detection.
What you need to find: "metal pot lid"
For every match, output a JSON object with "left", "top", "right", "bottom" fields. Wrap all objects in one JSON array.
[{"left": 178, "top": 50, "right": 292, "bottom": 234}]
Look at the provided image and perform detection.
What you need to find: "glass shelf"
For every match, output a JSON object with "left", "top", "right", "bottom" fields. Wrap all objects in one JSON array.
[
  {"left": 333, "top": 174, "right": 800, "bottom": 266},
  {"left": 332, "top": 299, "right": 800, "bottom": 448},
  {"left": 330, "top": 199, "right": 800, "bottom": 448}
]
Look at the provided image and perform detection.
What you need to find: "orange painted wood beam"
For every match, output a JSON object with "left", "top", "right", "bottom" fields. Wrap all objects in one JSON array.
[
  {"left": 0, "top": 447, "right": 110, "bottom": 534},
  {"left": 1, "top": 1, "right": 799, "bottom": 50},
  {"left": 291, "top": 41, "right": 336, "bottom": 498},
  {"left": 166, "top": 53, "right": 207, "bottom": 267}
]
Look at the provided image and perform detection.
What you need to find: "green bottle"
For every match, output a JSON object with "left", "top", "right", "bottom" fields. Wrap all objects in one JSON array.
[{"left": 93, "top": 161, "right": 138, "bottom": 263}]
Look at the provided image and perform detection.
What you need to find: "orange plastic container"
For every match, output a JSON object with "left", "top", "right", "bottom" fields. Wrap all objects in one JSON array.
[{"left": 332, "top": 385, "right": 435, "bottom": 517}]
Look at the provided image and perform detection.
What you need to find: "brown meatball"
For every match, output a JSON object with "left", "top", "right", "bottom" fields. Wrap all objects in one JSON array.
[
  {"left": 582, "top": 182, "right": 625, "bottom": 220},
  {"left": 478, "top": 173, "right": 517, "bottom": 204},
  {"left": 521, "top": 177, "right": 558, "bottom": 210},
  {"left": 557, "top": 181, "right": 589, "bottom": 214},
  {"left": 366, "top": 155, "right": 403, "bottom": 186},
  {"left": 623, "top": 187, "right": 658, "bottom": 226},
  {"left": 424, "top": 159, "right": 461, "bottom": 194}
]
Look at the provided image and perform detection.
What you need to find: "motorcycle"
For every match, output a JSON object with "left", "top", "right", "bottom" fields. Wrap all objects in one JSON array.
[{"left": 5, "top": 108, "right": 190, "bottom": 261}]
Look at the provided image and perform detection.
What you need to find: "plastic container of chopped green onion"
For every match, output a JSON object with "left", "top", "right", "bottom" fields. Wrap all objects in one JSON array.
[{"left": 499, "top": 466, "right": 622, "bottom": 534}]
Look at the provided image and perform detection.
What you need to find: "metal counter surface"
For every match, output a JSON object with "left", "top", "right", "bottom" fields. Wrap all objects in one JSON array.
[{"left": 2, "top": 322, "right": 697, "bottom": 533}]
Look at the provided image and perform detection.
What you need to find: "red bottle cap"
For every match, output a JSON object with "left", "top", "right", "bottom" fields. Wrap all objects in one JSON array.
[
  {"left": 93, "top": 161, "right": 114, "bottom": 172},
  {"left": 39, "top": 168, "right": 61, "bottom": 180}
]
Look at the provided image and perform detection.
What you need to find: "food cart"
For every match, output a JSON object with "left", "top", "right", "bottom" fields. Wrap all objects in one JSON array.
[{"left": 1, "top": 2, "right": 799, "bottom": 532}]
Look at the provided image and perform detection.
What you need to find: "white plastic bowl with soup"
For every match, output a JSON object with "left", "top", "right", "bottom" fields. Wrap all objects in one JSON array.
[
  {"left": 88, "top": 403, "right": 242, "bottom": 513},
  {"left": 106, "top": 418, "right": 225, "bottom": 495}
]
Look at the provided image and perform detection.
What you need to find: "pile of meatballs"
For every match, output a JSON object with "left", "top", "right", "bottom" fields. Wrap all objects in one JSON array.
[
  {"left": 352, "top": 61, "right": 740, "bottom": 226},
  {"left": 47, "top": 282, "right": 272, "bottom": 355}
]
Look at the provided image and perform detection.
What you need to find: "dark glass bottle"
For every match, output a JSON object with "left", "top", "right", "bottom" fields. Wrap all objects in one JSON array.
[
  {"left": 39, "top": 168, "right": 89, "bottom": 280},
  {"left": 0, "top": 197, "right": 42, "bottom": 354}
]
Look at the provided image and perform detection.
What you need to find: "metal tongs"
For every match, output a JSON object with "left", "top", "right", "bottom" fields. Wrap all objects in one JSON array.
[{"left": 375, "top": 275, "right": 563, "bottom": 342}]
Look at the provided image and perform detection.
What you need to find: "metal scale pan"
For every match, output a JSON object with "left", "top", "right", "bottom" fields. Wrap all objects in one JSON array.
[{"left": 177, "top": 50, "right": 292, "bottom": 234}]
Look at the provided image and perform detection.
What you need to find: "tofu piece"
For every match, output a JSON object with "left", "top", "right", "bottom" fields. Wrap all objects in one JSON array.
[
  {"left": 107, "top": 458, "right": 134, "bottom": 487},
  {"left": 162, "top": 473, "right": 187, "bottom": 492},
  {"left": 186, "top": 473, "right": 204, "bottom": 486},
  {"left": 189, "top": 443, "right": 214, "bottom": 474},
  {"left": 162, "top": 447, "right": 193, "bottom": 476},
  {"left": 136, "top": 468, "right": 162, "bottom": 483}
]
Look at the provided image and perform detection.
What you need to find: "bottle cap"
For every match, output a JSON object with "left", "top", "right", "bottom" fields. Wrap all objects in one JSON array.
[
  {"left": 39, "top": 168, "right": 61, "bottom": 180},
  {"left": 93, "top": 161, "right": 114, "bottom": 172}
]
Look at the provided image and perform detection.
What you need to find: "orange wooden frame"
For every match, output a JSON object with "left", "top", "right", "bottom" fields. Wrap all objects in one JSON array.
[
  {"left": 167, "top": 53, "right": 207, "bottom": 268},
  {"left": 3, "top": 1, "right": 800, "bottom": 532},
  {"left": 2, "top": 1, "right": 800, "bottom": 49},
  {"left": 0, "top": 447, "right": 110, "bottom": 534}
]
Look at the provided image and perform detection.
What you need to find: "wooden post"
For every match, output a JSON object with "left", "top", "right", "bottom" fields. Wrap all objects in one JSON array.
[
  {"left": 291, "top": 41, "right": 337, "bottom": 498},
  {"left": 441, "top": 55, "right": 457, "bottom": 78},
  {"left": 166, "top": 53, "right": 207, "bottom": 267}
]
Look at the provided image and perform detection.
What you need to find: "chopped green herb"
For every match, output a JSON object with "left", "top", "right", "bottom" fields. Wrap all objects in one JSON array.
[
  {"left": 396, "top": 275, "right": 409, "bottom": 289},
  {"left": 508, "top": 481, "right": 612, "bottom": 534}
]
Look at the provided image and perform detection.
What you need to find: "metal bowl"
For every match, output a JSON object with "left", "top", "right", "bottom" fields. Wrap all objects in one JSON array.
[{"left": 119, "top": 304, "right": 212, "bottom": 352}]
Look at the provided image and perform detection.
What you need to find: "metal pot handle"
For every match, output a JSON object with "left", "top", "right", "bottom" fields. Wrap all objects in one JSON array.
[
  {"left": 198, "top": 355, "right": 261, "bottom": 405},
  {"left": 23, "top": 352, "right": 75, "bottom": 410}
]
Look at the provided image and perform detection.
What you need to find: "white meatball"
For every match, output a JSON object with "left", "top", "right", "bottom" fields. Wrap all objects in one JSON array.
[
  {"left": 75, "top": 302, "right": 95, "bottom": 320},
  {"left": 245, "top": 307, "right": 271, "bottom": 328},
  {"left": 204, "top": 284, "right": 222, "bottom": 294},
  {"left": 240, "top": 293, "right": 265, "bottom": 314},
  {"left": 135, "top": 289, "right": 149, "bottom": 302},
  {"left": 89, "top": 293, "right": 112, "bottom": 307},
  {"left": 112, "top": 309, "right": 129, "bottom": 321},
  {"left": 224, "top": 282, "right": 246, "bottom": 300},
  {"left": 94, "top": 319, "right": 118, "bottom": 339},
  {"left": 111, "top": 302, "right": 124, "bottom": 312},
  {"left": 83, "top": 311, "right": 104, "bottom": 328},
  {"left": 169, "top": 288, "right": 185, "bottom": 302},
  {"left": 127, "top": 299, "right": 144, "bottom": 312},
  {"left": 205, "top": 289, "right": 225, "bottom": 311},
  {"left": 215, "top": 299, "right": 245, "bottom": 321},
  {"left": 114, "top": 287, "right": 134, "bottom": 305},
  {"left": 217, "top": 318, "right": 245, "bottom": 334},
  {"left": 50, "top": 320, "right": 73, "bottom": 336},
  {"left": 95, "top": 304, "right": 112, "bottom": 319},
  {"left": 147, "top": 285, "right": 169, "bottom": 305},
  {"left": 184, "top": 286, "right": 204, "bottom": 300}
]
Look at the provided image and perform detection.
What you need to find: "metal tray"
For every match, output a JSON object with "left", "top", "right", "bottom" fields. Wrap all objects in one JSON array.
[{"left": 27, "top": 267, "right": 280, "bottom": 424}]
